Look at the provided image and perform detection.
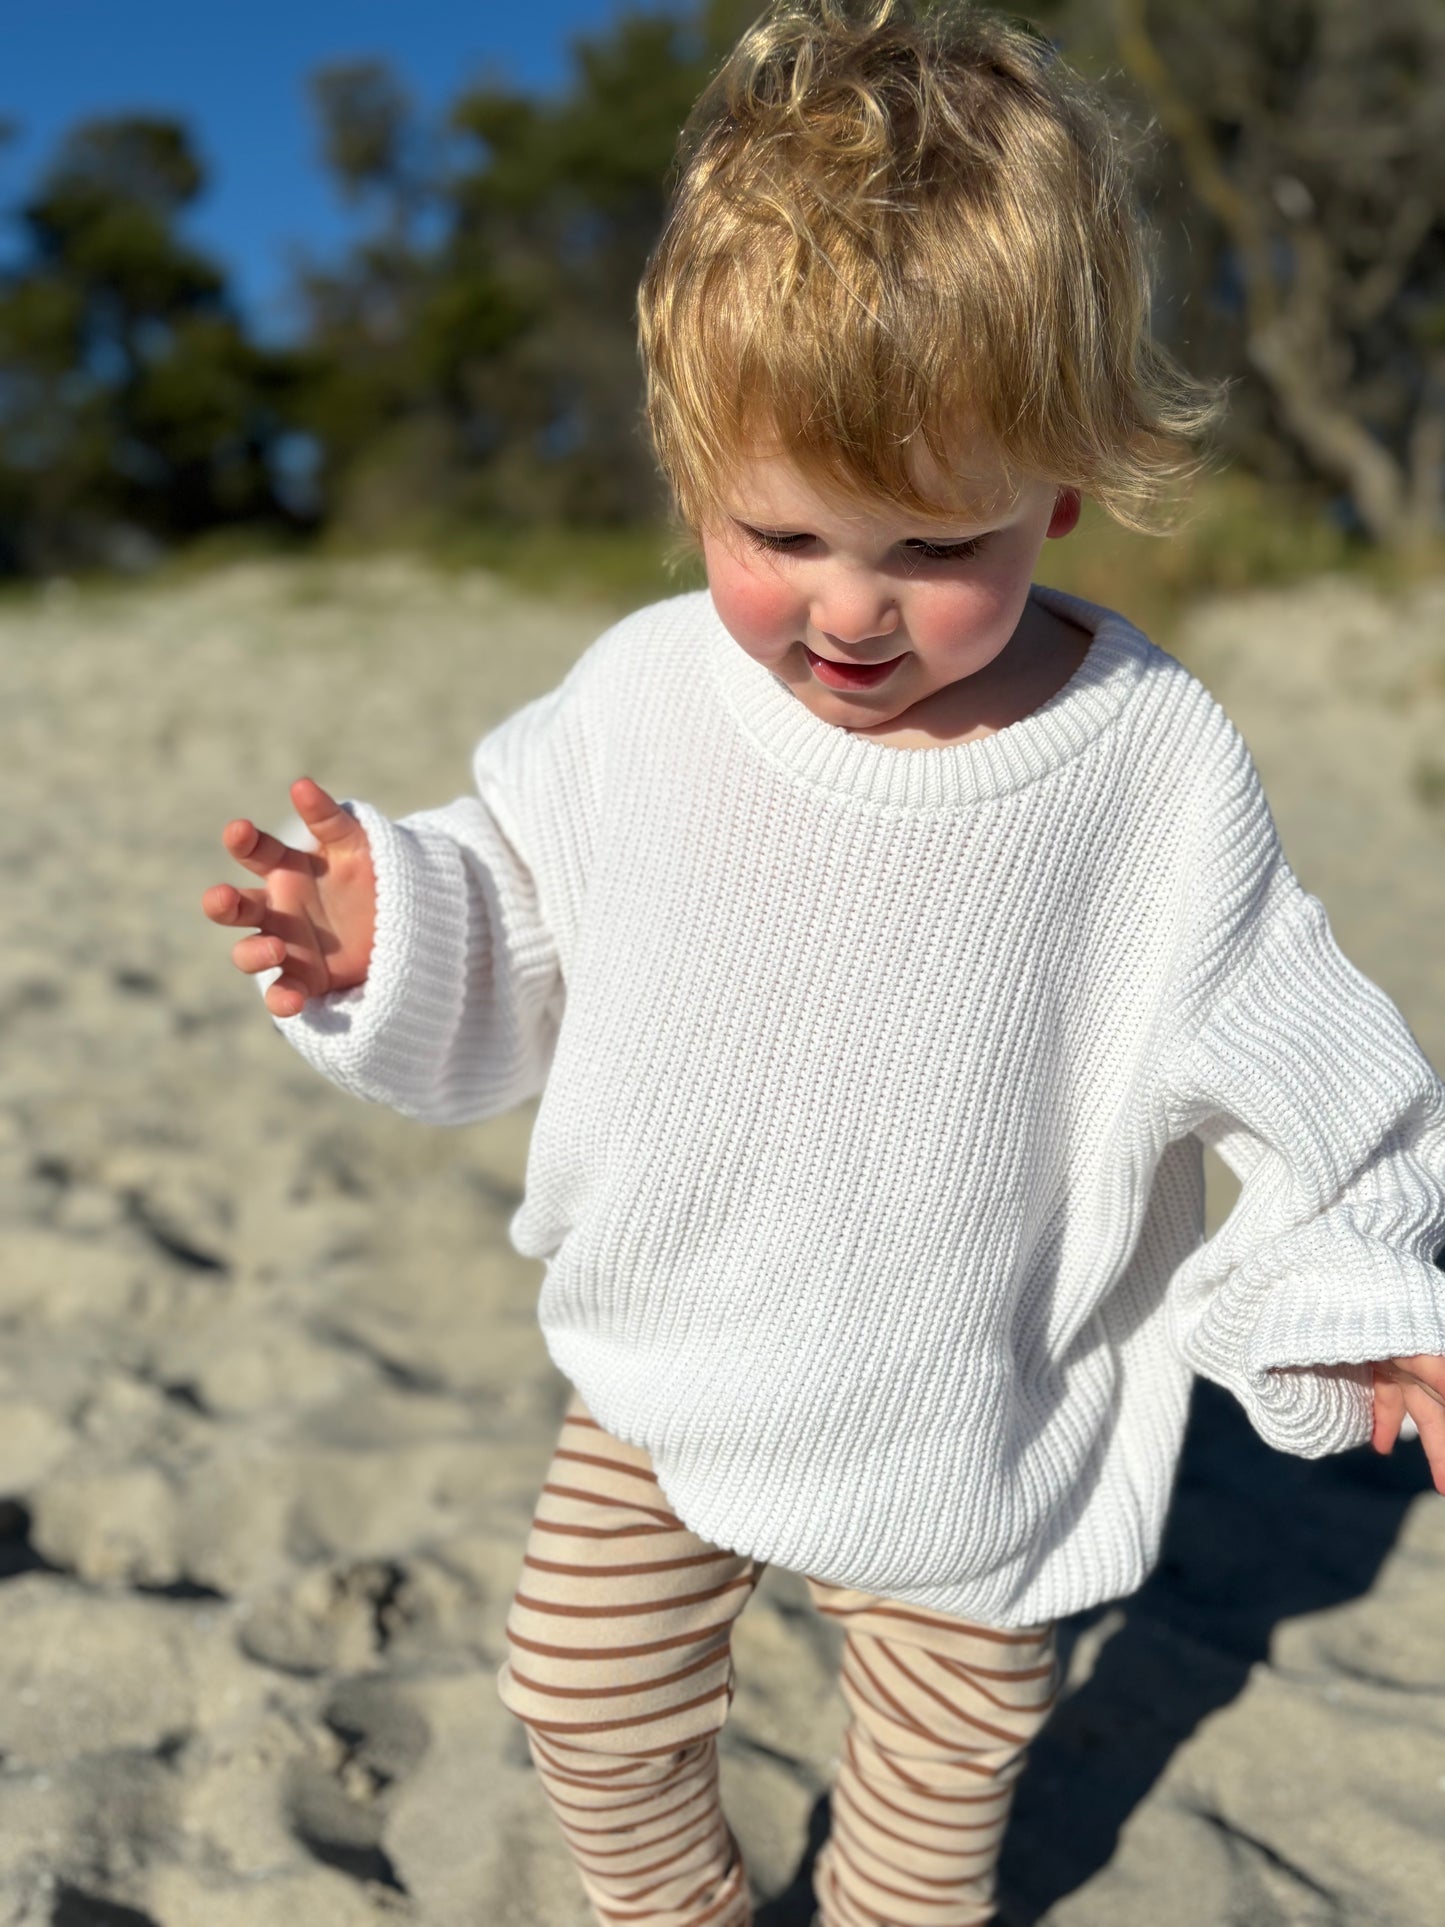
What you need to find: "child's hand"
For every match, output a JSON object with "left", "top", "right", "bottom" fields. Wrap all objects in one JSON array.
[
  {"left": 200, "top": 778, "right": 376, "bottom": 1020},
  {"left": 1371, "top": 1355, "right": 1445, "bottom": 1493}
]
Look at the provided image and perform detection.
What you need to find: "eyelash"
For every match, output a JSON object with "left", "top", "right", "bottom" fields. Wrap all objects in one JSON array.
[
  {"left": 908, "top": 538, "right": 984, "bottom": 562},
  {"left": 741, "top": 528, "right": 984, "bottom": 562}
]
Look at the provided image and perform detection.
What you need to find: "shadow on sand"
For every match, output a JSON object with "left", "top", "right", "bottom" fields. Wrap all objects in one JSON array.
[{"left": 754, "top": 1377, "right": 1434, "bottom": 1925}]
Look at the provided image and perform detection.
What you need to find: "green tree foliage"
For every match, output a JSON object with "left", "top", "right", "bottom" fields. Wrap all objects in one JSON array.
[
  {"left": 297, "top": 2, "right": 759, "bottom": 537},
  {"left": 0, "top": 115, "right": 313, "bottom": 571},
  {"left": 1, "top": 0, "right": 1442, "bottom": 573},
  {"left": 1060, "top": 0, "right": 1445, "bottom": 550}
]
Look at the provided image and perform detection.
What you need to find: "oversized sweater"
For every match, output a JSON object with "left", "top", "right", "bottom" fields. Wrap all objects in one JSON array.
[{"left": 264, "top": 584, "right": 1445, "bottom": 1627}]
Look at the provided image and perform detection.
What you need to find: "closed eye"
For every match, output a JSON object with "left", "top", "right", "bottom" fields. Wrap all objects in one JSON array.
[
  {"left": 740, "top": 525, "right": 811, "bottom": 552},
  {"left": 905, "top": 537, "right": 985, "bottom": 561},
  {"left": 735, "top": 525, "right": 987, "bottom": 561}
]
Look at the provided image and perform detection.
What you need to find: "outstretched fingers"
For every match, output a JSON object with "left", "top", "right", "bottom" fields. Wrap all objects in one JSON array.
[
  {"left": 1399, "top": 1360, "right": 1445, "bottom": 1495},
  {"left": 200, "top": 882, "right": 272, "bottom": 930},
  {"left": 290, "top": 776, "right": 360, "bottom": 847},
  {"left": 1373, "top": 1357, "right": 1445, "bottom": 1493},
  {"left": 1415, "top": 1402, "right": 1445, "bottom": 1496},
  {"left": 230, "top": 932, "right": 287, "bottom": 975},
  {"left": 204, "top": 781, "right": 367, "bottom": 1021},
  {"left": 201, "top": 888, "right": 317, "bottom": 985},
  {"left": 263, "top": 976, "right": 312, "bottom": 1020},
  {"left": 220, "top": 817, "right": 308, "bottom": 880},
  {"left": 1371, "top": 1373, "right": 1405, "bottom": 1455}
]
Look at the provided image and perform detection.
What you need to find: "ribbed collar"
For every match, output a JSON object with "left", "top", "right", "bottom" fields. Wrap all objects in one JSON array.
[{"left": 702, "top": 583, "right": 1152, "bottom": 810}]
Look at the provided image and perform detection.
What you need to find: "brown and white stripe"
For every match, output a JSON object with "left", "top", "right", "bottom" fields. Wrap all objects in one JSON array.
[{"left": 496, "top": 1388, "right": 1058, "bottom": 1927}]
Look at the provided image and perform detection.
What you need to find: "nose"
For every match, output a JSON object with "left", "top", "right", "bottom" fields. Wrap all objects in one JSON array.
[{"left": 810, "top": 569, "right": 900, "bottom": 651}]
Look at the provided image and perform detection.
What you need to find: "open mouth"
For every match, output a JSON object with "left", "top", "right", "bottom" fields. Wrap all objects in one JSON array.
[{"left": 803, "top": 646, "right": 905, "bottom": 691}]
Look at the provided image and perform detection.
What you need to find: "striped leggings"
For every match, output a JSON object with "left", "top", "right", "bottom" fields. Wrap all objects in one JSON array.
[{"left": 495, "top": 1388, "right": 1059, "bottom": 1927}]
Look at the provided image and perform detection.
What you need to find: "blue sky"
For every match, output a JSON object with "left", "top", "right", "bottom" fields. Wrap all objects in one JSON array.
[{"left": 1, "top": 0, "right": 688, "bottom": 340}]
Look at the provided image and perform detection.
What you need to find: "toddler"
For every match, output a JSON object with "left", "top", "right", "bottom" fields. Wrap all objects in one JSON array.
[{"left": 202, "top": 4, "right": 1445, "bottom": 1923}]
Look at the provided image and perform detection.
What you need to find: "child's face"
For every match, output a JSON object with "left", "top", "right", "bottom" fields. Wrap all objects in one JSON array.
[{"left": 701, "top": 447, "right": 1080, "bottom": 737}]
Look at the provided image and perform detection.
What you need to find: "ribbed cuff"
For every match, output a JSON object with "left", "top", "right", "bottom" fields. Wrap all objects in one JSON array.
[
  {"left": 1185, "top": 1214, "right": 1445, "bottom": 1455},
  {"left": 258, "top": 798, "right": 475, "bottom": 1112}
]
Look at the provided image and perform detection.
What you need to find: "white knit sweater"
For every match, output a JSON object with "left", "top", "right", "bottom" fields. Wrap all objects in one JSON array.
[{"left": 265, "top": 585, "right": 1445, "bottom": 1626}]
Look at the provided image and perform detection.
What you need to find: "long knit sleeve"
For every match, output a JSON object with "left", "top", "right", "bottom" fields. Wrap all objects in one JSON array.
[
  {"left": 258, "top": 645, "right": 606, "bottom": 1123},
  {"left": 1161, "top": 842, "right": 1445, "bottom": 1458}
]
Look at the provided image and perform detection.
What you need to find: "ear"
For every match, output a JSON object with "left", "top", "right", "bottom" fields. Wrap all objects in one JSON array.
[{"left": 1046, "top": 487, "right": 1082, "bottom": 540}]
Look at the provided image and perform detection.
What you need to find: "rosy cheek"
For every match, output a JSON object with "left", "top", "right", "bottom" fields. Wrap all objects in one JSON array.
[
  {"left": 919, "top": 576, "right": 1009, "bottom": 646},
  {"left": 707, "top": 556, "right": 798, "bottom": 653}
]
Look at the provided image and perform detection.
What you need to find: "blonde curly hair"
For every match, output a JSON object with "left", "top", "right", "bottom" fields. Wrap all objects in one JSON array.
[{"left": 637, "top": 0, "right": 1220, "bottom": 537}]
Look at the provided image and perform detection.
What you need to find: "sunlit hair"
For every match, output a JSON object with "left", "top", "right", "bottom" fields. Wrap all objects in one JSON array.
[{"left": 637, "top": 0, "right": 1222, "bottom": 539}]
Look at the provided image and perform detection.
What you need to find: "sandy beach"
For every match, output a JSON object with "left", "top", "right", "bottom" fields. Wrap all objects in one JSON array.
[{"left": 2, "top": 554, "right": 1443, "bottom": 1925}]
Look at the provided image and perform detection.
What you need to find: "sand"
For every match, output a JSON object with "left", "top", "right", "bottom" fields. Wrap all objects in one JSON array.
[{"left": 2, "top": 555, "right": 1443, "bottom": 1925}]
